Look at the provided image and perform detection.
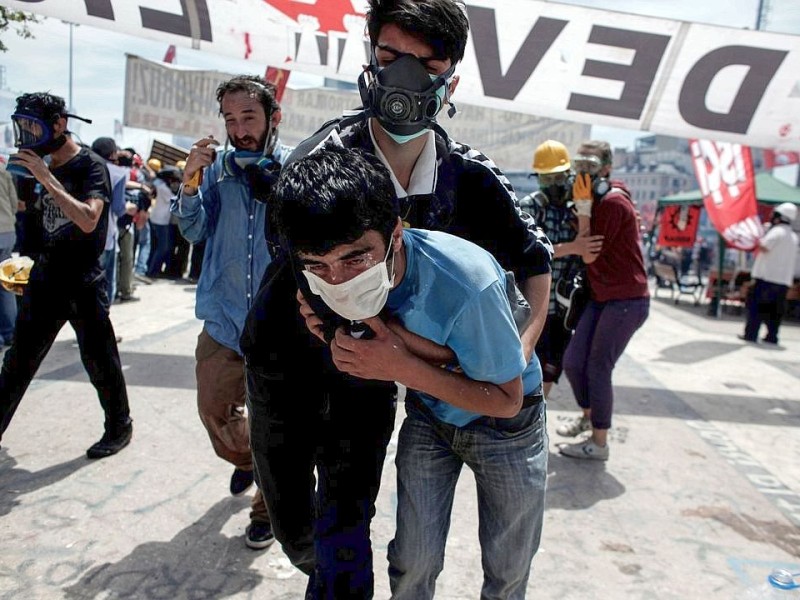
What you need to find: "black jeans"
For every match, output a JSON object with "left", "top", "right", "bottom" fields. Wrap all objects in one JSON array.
[
  {"left": 243, "top": 258, "right": 396, "bottom": 599},
  {"left": 744, "top": 278, "right": 788, "bottom": 342},
  {"left": 0, "top": 270, "right": 130, "bottom": 438},
  {"left": 246, "top": 357, "right": 396, "bottom": 600}
]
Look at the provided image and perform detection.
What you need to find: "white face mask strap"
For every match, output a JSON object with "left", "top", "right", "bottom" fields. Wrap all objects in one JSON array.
[{"left": 385, "top": 234, "right": 397, "bottom": 286}]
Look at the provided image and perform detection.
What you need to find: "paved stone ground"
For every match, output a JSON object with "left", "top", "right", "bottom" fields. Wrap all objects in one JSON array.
[{"left": 0, "top": 278, "right": 798, "bottom": 599}]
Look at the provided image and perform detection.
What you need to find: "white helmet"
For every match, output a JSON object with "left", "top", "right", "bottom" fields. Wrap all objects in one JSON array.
[{"left": 774, "top": 202, "right": 797, "bottom": 224}]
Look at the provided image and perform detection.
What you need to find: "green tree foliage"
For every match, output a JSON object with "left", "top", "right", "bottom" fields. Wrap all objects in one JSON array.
[{"left": 0, "top": 8, "right": 39, "bottom": 53}]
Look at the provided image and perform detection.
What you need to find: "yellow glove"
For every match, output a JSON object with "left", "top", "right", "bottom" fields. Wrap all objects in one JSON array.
[{"left": 572, "top": 173, "right": 593, "bottom": 216}]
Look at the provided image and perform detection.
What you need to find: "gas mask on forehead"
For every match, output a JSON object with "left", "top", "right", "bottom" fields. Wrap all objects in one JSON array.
[{"left": 358, "top": 52, "right": 456, "bottom": 143}]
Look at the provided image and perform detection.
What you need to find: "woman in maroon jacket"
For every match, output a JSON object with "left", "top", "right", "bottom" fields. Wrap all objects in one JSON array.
[{"left": 557, "top": 140, "right": 650, "bottom": 461}]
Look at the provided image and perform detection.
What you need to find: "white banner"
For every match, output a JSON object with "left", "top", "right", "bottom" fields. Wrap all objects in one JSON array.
[
  {"left": 124, "top": 55, "right": 589, "bottom": 170},
  {"left": 123, "top": 55, "right": 228, "bottom": 139},
  {"left": 19, "top": 0, "right": 798, "bottom": 149},
  {"left": 279, "top": 87, "right": 590, "bottom": 168}
]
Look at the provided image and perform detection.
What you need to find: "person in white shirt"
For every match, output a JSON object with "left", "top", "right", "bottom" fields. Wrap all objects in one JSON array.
[{"left": 740, "top": 202, "right": 799, "bottom": 344}]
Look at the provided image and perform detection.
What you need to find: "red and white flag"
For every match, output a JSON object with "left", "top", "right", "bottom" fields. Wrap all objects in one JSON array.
[
  {"left": 265, "top": 65, "right": 291, "bottom": 103},
  {"left": 689, "top": 140, "right": 763, "bottom": 251},
  {"left": 657, "top": 205, "right": 701, "bottom": 247},
  {"left": 763, "top": 149, "right": 800, "bottom": 170}
]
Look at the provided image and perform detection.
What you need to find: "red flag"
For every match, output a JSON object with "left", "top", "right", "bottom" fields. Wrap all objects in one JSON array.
[
  {"left": 163, "top": 44, "right": 176, "bottom": 64},
  {"left": 763, "top": 149, "right": 800, "bottom": 170},
  {"left": 265, "top": 66, "right": 291, "bottom": 103},
  {"left": 657, "top": 205, "right": 701, "bottom": 247},
  {"left": 244, "top": 32, "right": 253, "bottom": 60},
  {"left": 689, "top": 140, "right": 763, "bottom": 251}
]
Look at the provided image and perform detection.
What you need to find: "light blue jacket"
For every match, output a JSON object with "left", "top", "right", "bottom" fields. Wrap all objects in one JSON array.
[{"left": 170, "top": 142, "right": 292, "bottom": 354}]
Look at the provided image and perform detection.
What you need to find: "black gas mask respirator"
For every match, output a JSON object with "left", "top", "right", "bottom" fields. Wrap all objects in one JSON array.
[
  {"left": 12, "top": 113, "right": 68, "bottom": 158},
  {"left": 245, "top": 157, "right": 281, "bottom": 203},
  {"left": 358, "top": 52, "right": 455, "bottom": 142},
  {"left": 9, "top": 109, "right": 92, "bottom": 178},
  {"left": 537, "top": 171, "right": 573, "bottom": 207}
]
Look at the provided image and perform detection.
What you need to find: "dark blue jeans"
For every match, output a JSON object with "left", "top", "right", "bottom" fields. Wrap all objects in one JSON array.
[
  {"left": 743, "top": 278, "right": 788, "bottom": 343},
  {"left": 0, "top": 245, "right": 17, "bottom": 344},
  {"left": 388, "top": 395, "right": 547, "bottom": 600},
  {"left": 134, "top": 221, "right": 150, "bottom": 276},
  {"left": 146, "top": 223, "right": 172, "bottom": 278},
  {"left": 563, "top": 297, "right": 649, "bottom": 430}
]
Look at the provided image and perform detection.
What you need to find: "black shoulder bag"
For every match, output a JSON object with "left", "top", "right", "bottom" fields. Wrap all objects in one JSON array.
[{"left": 554, "top": 257, "right": 590, "bottom": 331}]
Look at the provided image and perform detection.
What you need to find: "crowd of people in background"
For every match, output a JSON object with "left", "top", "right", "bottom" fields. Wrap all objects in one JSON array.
[{"left": 87, "top": 143, "right": 207, "bottom": 297}]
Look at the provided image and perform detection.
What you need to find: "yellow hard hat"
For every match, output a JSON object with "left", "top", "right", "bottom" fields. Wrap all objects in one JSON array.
[
  {"left": 147, "top": 158, "right": 162, "bottom": 171},
  {"left": 175, "top": 160, "right": 187, "bottom": 170},
  {"left": 532, "top": 140, "right": 571, "bottom": 174}
]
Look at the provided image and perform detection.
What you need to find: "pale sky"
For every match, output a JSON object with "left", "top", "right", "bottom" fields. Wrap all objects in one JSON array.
[{"left": 1, "top": 0, "right": 798, "bottom": 155}]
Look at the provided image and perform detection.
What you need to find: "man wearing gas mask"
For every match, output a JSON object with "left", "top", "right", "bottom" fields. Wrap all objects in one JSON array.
[
  {"left": 528, "top": 140, "right": 603, "bottom": 402},
  {"left": 240, "top": 0, "right": 553, "bottom": 596},
  {"left": 170, "top": 75, "right": 292, "bottom": 550},
  {"left": 557, "top": 140, "right": 649, "bottom": 461},
  {"left": 0, "top": 92, "right": 132, "bottom": 459}
]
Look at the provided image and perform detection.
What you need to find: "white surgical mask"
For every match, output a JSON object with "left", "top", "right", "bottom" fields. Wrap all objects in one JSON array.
[
  {"left": 302, "top": 243, "right": 395, "bottom": 322},
  {"left": 383, "top": 126, "right": 430, "bottom": 145}
]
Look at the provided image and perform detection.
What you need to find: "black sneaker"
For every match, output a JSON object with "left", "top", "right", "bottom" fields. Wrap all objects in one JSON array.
[
  {"left": 86, "top": 421, "right": 133, "bottom": 459},
  {"left": 245, "top": 521, "right": 275, "bottom": 550},
  {"left": 230, "top": 468, "right": 254, "bottom": 496}
]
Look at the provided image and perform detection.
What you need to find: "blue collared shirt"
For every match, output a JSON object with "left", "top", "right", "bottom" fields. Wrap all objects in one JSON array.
[{"left": 170, "top": 142, "right": 292, "bottom": 354}]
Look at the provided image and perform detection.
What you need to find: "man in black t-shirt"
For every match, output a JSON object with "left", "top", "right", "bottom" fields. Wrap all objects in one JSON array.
[{"left": 0, "top": 92, "right": 132, "bottom": 459}]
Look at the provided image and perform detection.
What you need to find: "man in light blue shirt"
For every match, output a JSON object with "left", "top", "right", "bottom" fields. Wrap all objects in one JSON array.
[
  {"left": 272, "top": 146, "right": 548, "bottom": 600},
  {"left": 171, "top": 75, "right": 292, "bottom": 550}
]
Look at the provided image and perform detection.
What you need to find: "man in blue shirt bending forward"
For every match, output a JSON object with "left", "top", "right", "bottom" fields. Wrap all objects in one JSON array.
[{"left": 272, "top": 146, "right": 548, "bottom": 600}]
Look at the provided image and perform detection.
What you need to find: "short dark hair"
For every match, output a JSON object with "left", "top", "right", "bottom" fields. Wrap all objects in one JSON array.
[
  {"left": 366, "top": 0, "right": 469, "bottom": 65},
  {"left": 14, "top": 92, "right": 67, "bottom": 124},
  {"left": 272, "top": 146, "right": 399, "bottom": 256},
  {"left": 91, "top": 137, "right": 118, "bottom": 161},
  {"left": 216, "top": 75, "right": 279, "bottom": 117}
]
